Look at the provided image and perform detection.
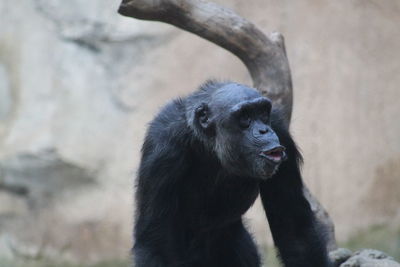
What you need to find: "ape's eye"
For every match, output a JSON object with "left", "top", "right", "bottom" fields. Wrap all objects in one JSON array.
[{"left": 239, "top": 115, "right": 251, "bottom": 128}]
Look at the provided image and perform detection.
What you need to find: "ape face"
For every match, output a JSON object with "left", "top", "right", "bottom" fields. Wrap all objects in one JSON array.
[{"left": 194, "top": 83, "right": 286, "bottom": 179}]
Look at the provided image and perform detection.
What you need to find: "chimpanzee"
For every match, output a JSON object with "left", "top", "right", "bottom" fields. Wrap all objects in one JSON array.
[{"left": 133, "top": 81, "right": 332, "bottom": 267}]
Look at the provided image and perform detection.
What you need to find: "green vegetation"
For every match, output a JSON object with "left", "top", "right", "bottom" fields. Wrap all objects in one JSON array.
[
  {"left": 260, "top": 224, "right": 400, "bottom": 267},
  {"left": 262, "top": 246, "right": 280, "bottom": 267},
  {"left": 1, "top": 224, "right": 398, "bottom": 267},
  {"left": 340, "top": 224, "right": 400, "bottom": 261},
  {"left": 0, "top": 259, "right": 129, "bottom": 267}
]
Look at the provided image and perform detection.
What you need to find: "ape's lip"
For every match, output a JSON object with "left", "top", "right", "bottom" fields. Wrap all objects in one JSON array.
[{"left": 259, "top": 146, "right": 286, "bottom": 163}]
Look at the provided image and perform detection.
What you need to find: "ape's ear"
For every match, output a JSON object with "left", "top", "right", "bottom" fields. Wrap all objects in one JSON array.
[{"left": 194, "top": 103, "right": 215, "bottom": 135}]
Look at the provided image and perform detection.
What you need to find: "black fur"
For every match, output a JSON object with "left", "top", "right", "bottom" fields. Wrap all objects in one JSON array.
[{"left": 133, "top": 81, "right": 331, "bottom": 267}]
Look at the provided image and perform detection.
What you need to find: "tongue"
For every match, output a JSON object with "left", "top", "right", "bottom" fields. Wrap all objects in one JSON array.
[
  {"left": 262, "top": 146, "right": 286, "bottom": 162},
  {"left": 265, "top": 151, "right": 282, "bottom": 161}
]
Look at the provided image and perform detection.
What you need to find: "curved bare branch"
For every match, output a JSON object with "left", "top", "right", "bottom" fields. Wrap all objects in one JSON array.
[{"left": 118, "top": 0, "right": 292, "bottom": 125}]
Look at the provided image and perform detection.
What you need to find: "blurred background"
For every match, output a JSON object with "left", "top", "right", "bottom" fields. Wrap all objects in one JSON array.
[{"left": 0, "top": 0, "right": 399, "bottom": 266}]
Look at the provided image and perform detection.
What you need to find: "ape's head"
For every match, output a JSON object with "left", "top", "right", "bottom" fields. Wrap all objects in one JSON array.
[{"left": 191, "top": 82, "right": 286, "bottom": 179}]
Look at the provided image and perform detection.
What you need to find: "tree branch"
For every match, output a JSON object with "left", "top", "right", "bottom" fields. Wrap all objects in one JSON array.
[{"left": 119, "top": 0, "right": 292, "bottom": 126}]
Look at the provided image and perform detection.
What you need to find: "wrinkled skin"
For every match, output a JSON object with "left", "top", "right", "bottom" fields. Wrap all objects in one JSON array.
[{"left": 202, "top": 84, "right": 286, "bottom": 179}]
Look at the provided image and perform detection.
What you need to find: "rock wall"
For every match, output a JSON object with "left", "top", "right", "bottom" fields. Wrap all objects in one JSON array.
[{"left": 0, "top": 0, "right": 399, "bottom": 263}]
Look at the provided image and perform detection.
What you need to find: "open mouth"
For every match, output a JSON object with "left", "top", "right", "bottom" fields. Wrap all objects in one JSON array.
[{"left": 260, "top": 146, "right": 286, "bottom": 163}]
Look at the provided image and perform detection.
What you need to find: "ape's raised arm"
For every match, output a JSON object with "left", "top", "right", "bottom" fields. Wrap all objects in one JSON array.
[
  {"left": 260, "top": 118, "right": 332, "bottom": 267},
  {"left": 133, "top": 101, "right": 191, "bottom": 266}
]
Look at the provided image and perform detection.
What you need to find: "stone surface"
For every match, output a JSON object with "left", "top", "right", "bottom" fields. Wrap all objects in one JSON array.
[
  {"left": 0, "top": 0, "right": 400, "bottom": 263},
  {"left": 330, "top": 248, "right": 400, "bottom": 267},
  {"left": 339, "top": 249, "right": 400, "bottom": 267},
  {"left": 330, "top": 248, "right": 354, "bottom": 266}
]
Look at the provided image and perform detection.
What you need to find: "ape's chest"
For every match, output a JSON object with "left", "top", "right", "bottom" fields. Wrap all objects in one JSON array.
[
  {"left": 207, "top": 179, "right": 259, "bottom": 217},
  {"left": 180, "top": 173, "right": 259, "bottom": 222}
]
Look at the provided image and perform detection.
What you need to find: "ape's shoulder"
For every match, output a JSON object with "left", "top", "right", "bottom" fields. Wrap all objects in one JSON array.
[
  {"left": 152, "top": 98, "right": 186, "bottom": 126},
  {"left": 146, "top": 80, "right": 225, "bottom": 144},
  {"left": 145, "top": 98, "right": 191, "bottom": 146}
]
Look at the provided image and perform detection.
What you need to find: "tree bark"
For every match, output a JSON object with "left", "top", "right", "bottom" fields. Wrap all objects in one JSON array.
[
  {"left": 118, "top": 0, "right": 337, "bottom": 251},
  {"left": 118, "top": 0, "right": 292, "bottom": 126}
]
